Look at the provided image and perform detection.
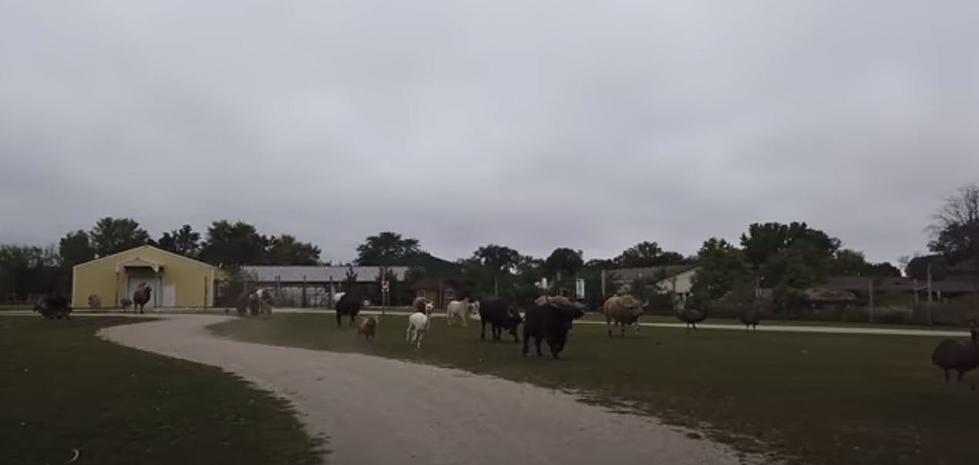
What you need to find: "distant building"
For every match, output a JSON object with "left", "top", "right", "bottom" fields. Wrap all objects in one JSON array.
[
  {"left": 240, "top": 265, "right": 410, "bottom": 307},
  {"left": 607, "top": 265, "right": 700, "bottom": 304},
  {"left": 72, "top": 245, "right": 216, "bottom": 309},
  {"left": 821, "top": 275, "right": 975, "bottom": 303}
]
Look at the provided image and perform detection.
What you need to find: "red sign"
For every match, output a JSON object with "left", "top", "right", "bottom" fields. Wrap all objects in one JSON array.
[{"left": 381, "top": 280, "right": 390, "bottom": 291}]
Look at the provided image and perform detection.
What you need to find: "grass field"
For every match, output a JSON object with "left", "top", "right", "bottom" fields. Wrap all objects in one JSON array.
[
  {"left": 0, "top": 304, "right": 31, "bottom": 311},
  {"left": 212, "top": 314, "right": 979, "bottom": 465},
  {"left": 0, "top": 317, "right": 322, "bottom": 465},
  {"left": 581, "top": 312, "right": 966, "bottom": 331}
]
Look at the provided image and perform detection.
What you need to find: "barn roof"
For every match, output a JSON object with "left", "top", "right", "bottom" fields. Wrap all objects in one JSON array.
[
  {"left": 241, "top": 265, "right": 410, "bottom": 283},
  {"left": 74, "top": 245, "right": 215, "bottom": 271}
]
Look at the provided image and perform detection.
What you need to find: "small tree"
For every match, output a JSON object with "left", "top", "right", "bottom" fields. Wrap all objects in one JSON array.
[{"left": 929, "top": 183, "right": 979, "bottom": 314}]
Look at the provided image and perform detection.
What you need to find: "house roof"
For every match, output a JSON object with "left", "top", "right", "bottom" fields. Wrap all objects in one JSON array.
[
  {"left": 412, "top": 277, "right": 460, "bottom": 289},
  {"left": 804, "top": 288, "right": 857, "bottom": 302},
  {"left": 241, "top": 266, "right": 410, "bottom": 283},
  {"left": 368, "top": 253, "right": 462, "bottom": 278},
  {"left": 74, "top": 245, "right": 216, "bottom": 271},
  {"left": 608, "top": 264, "right": 699, "bottom": 283}
]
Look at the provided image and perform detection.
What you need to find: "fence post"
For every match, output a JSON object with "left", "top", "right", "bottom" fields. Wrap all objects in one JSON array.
[
  {"left": 868, "top": 278, "right": 874, "bottom": 323},
  {"left": 302, "top": 275, "right": 307, "bottom": 308},
  {"left": 927, "top": 263, "right": 934, "bottom": 326}
]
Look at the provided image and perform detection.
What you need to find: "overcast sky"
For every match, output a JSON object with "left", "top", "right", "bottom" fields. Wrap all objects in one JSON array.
[{"left": 2, "top": 1, "right": 977, "bottom": 264}]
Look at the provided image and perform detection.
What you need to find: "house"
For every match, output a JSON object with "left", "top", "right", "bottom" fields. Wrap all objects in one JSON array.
[
  {"left": 607, "top": 264, "right": 699, "bottom": 304},
  {"left": 72, "top": 245, "right": 216, "bottom": 309}
]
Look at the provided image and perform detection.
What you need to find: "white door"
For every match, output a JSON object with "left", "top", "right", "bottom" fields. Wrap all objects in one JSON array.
[
  {"left": 127, "top": 275, "right": 159, "bottom": 309},
  {"left": 162, "top": 285, "right": 176, "bottom": 308}
]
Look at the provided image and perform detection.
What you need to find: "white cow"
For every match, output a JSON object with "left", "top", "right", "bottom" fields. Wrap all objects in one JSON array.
[
  {"left": 445, "top": 299, "right": 480, "bottom": 327},
  {"left": 406, "top": 299, "right": 435, "bottom": 349}
]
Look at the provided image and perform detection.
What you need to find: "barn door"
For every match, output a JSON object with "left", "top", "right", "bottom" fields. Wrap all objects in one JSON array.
[
  {"left": 127, "top": 273, "right": 158, "bottom": 309},
  {"left": 162, "top": 285, "right": 176, "bottom": 307}
]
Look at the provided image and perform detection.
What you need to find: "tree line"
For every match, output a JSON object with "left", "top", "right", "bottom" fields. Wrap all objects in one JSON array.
[
  {"left": 2, "top": 183, "right": 976, "bottom": 307},
  {"left": 1, "top": 218, "right": 323, "bottom": 301}
]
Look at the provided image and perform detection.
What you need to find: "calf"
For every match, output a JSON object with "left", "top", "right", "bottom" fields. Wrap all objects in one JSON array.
[
  {"left": 479, "top": 298, "right": 522, "bottom": 343},
  {"left": 522, "top": 295, "right": 586, "bottom": 359},
  {"left": 445, "top": 299, "right": 479, "bottom": 327},
  {"left": 405, "top": 299, "right": 434, "bottom": 349},
  {"left": 358, "top": 316, "right": 378, "bottom": 342}
]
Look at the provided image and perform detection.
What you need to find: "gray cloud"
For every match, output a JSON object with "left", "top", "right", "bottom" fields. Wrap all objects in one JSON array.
[{"left": 2, "top": 1, "right": 977, "bottom": 263}]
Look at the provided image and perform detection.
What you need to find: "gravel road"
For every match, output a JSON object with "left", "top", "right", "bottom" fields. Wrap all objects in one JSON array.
[{"left": 98, "top": 315, "right": 752, "bottom": 465}]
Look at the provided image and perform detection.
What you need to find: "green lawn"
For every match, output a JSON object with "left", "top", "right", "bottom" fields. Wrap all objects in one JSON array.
[
  {"left": 0, "top": 317, "right": 322, "bottom": 465},
  {"left": 0, "top": 304, "right": 31, "bottom": 311},
  {"left": 212, "top": 314, "right": 978, "bottom": 465}
]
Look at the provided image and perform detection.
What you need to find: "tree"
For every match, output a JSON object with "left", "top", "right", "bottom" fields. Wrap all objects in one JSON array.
[
  {"left": 157, "top": 225, "right": 202, "bottom": 258},
  {"left": 59, "top": 230, "right": 95, "bottom": 268},
  {"left": 472, "top": 244, "right": 521, "bottom": 296},
  {"left": 929, "top": 184, "right": 979, "bottom": 269},
  {"left": 89, "top": 217, "right": 151, "bottom": 257},
  {"left": 740, "top": 222, "right": 840, "bottom": 268},
  {"left": 512, "top": 255, "right": 546, "bottom": 305},
  {"left": 905, "top": 255, "right": 949, "bottom": 281},
  {"left": 543, "top": 248, "right": 584, "bottom": 286},
  {"left": 830, "top": 249, "right": 901, "bottom": 277},
  {"left": 690, "top": 238, "right": 753, "bottom": 300},
  {"left": 613, "top": 241, "right": 687, "bottom": 267},
  {"left": 584, "top": 258, "right": 615, "bottom": 269},
  {"left": 740, "top": 222, "right": 840, "bottom": 287},
  {"left": 0, "top": 245, "right": 62, "bottom": 300},
  {"left": 199, "top": 221, "right": 268, "bottom": 267},
  {"left": 929, "top": 184, "right": 979, "bottom": 311},
  {"left": 355, "top": 232, "right": 422, "bottom": 265},
  {"left": 267, "top": 235, "right": 321, "bottom": 265}
]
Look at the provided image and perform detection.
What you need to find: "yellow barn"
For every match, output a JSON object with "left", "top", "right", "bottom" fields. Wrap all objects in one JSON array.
[{"left": 72, "top": 245, "right": 216, "bottom": 310}]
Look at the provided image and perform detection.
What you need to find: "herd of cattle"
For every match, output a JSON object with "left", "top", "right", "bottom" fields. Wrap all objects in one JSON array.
[{"left": 330, "top": 292, "right": 647, "bottom": 359}]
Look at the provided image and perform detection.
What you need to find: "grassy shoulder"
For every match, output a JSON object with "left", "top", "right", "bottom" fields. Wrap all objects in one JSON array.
[
  {"left": 580, "top": 312, "right": 964, "bottom": 331},
  {"left": 212, "top": 313, "right": 977, "bottom": 465},
  {"left": 0, "top": 317, "right": 322, "bottom": 465}
]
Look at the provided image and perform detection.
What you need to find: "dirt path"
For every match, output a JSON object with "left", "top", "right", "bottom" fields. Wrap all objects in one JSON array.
[{"left": 98, "top": 315, "right": 750, "bottom": 465}]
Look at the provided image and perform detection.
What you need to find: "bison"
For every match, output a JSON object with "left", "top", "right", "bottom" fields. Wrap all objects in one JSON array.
[
  {"left": 335, "top": 292, "right": 362, "bottom": 328},
  {"left": 446, "top": 298, "right": 479, "bottom": 327},
  {"left": 603, "top": 294, "right": 643, "bottom": 337},
  {"left": 34, "top": 296, "right": 72, "bottom": 319},
  {"left": 479, "top": 297, "right": 522, "bottom": 343},
  {"left": 522, "top": 295, "right": 585, "bottom": 359}
]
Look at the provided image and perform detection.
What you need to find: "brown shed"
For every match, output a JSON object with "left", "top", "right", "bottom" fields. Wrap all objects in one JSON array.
[{"left": 412, "top": 277, "right": 459, "bottom": 309}]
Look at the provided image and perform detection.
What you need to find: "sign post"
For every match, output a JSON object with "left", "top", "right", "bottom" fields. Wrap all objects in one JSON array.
[{"left": 381, "top": 280, "right": 390, "bottom": 317}]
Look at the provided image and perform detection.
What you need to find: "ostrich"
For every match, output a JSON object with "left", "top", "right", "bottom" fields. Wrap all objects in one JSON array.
[
  {"left": 740, "top": 307, "right": 762, "bottom": 332},
  {"left": 931, "top": 321, "right": 979, "bottom": 388},
  {"left": 675, "top": 306, "right": 707, "bottom": 334}
]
